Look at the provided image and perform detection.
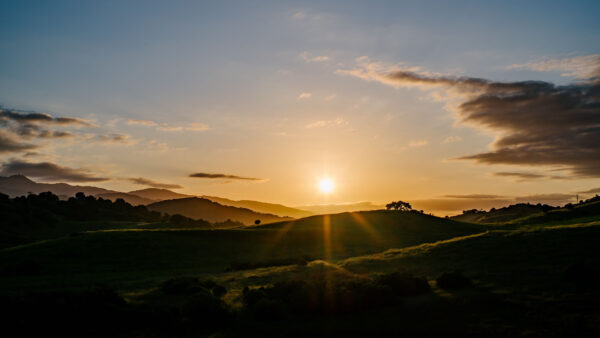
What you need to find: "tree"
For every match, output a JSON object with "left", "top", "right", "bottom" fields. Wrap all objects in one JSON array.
[
  {"left": 254, "top": 219, "right": 261, "bottom": 225},
  {"left": 385, "top": 201, "right": 412, "bottom": 211}
]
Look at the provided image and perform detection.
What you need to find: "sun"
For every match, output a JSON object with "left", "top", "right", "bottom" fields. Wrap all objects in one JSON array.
[{"left": 318, "top": 178, "right": 334, "bottom": 194}]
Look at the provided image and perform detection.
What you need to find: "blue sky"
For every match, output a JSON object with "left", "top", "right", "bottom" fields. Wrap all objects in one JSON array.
[{"left": 1, "top": 1, "right": 599, "bottom": 212}]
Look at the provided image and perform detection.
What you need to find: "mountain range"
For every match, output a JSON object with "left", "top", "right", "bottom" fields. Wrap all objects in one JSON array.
[{"left": 0, "top": 175, "right": 308, "bottom": 223}]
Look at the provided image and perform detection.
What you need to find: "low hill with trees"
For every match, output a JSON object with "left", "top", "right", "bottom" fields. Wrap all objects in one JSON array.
[{"left": 147, "top": 197, "right": 292, "bottom": 225}]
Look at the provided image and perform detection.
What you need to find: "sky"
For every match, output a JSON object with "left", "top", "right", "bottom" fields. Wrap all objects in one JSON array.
[{"left": 1, "top": 0, "right": 599, "bottom": 214}]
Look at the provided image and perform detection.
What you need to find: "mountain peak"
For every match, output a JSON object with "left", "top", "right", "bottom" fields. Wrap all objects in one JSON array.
[{"left": 5, "top": 175, "right": 35, "bottom": 183}]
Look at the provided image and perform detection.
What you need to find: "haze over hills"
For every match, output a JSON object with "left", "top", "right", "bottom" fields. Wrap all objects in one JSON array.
[
  {"left": 147, "top": 197, "right": 292, "bottom": 225},
  {"left": 298, "top": 201, "right": 384, "bottom": 215},
  {"left": 203, "top": 195, "right": 313, "bottom": 218}
]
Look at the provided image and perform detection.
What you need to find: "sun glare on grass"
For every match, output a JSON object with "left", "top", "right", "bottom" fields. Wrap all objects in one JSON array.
[{"left": 318, "top": 178, "right": 334, "bottom": 194}]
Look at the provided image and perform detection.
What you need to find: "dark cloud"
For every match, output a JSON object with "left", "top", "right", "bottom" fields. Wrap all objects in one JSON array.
[
  {"left": 0, "top": 160, "right": 109, "bottom": 182},
  {"left": 128, "top": 177, "right": 183, "bottom": 189},
  {"left": 494, "top": 172, "right": 545, "bottom": 180},
  {"left": 0, "top": 108, "right": 92, "bottom": 127},
  {"left": 189, "top": 173, "right": 264, "bottom": 181},
  {"left": 0, "top": 131, "right": 38, "bottom": 154},
  {"left": 342, "top": 61, "right": 600, "bottom": 177}
]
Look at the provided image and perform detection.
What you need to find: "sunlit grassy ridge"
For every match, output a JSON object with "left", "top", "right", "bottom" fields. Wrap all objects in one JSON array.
[{"left": 0, "top": 210, "right": 484, "bottom": 292}]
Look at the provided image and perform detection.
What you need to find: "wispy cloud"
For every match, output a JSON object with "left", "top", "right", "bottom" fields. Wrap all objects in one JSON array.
[
  {"left": 86, "top": 133, "right": 137, "bottom": 145},
  {"left": 408, "top": 139, "right": 428, "bottom": 147},
  {"left": 0, "top": 160, "right": 108, "bottom": 182},
  {"left": 189, "top": 172, "right": 265, "bottom": 181},
  {"left": 507, "top": 54, "right": 600, "bottom": 79},
  {"left": 443, "top": 194, "right": 504, "bottom": 199},
  {"left": 577, "top": 187, "right": 600, "bottom": 194},
  {"left": 297, "top": 92, "right": 312, "bottom": 100},
  {"left": 442, "top": 136, "right": 462, "bottom": 144},
  {"left": 300, "top": 51, "right": 329, "bottom": 63},
  {"left": 128, "top": 177, "right": 183, "bottom": 189},
  {"left": 306, "top": 117, "right": 347, "bottom": 129},
  {"left": 126, "top": 119, "right": 209, "bottom": 132}
]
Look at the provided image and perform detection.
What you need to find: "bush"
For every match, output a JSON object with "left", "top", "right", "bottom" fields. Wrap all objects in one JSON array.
[
  {"left": 242, "top": 270, "right": 431, "bottom": 319},
  {"left": 436, "top": 272, "right": 472, "bottom": 290}
]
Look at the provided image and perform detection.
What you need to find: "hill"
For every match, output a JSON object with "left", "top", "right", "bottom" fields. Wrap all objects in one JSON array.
[
  {"left": 147, "top": 197, "right": 292, "bottom": 225},
  {"left": 203, "top": 195, "right": 313, "bottom": 218},
  {"left": 128, "top": 188, "right": 192, "bottom": 201},
  {"left": 450, "top": 203, "right": 556, "bottom": 224},
  {"left": 0, "top": 175, "right": 117, "bottom": 198}
]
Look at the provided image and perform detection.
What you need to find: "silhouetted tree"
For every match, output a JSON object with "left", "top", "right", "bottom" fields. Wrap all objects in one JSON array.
[
  {"left": 386, "top": 201, "right": 412, "bottom": 211},
  {"left": 254, "top": 219, "right": 261, "bottom": 225}
]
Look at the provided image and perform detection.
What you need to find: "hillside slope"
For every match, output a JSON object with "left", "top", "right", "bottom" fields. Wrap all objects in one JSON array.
[{"left": 147, "top": 197, "right": 291, "bottom": 224}]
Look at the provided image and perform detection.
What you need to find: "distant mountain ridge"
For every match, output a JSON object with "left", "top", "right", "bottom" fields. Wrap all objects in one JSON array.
[
  {"left": 147, "top": 197, "right": 292, "bottom": 225},
  {"left": 0, "top": 175, "right": 118, "bottom": 198},
  {"left": 129, "top": 188, "right": 192, "bottom": 201},
  {"left": 203, "top": 195, "right": 313, "bottom": 218}
]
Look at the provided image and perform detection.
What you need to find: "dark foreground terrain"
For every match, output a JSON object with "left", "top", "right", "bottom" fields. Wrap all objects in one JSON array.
[{"left": 2, "top": 193, "right": 600, "bottom": 337}]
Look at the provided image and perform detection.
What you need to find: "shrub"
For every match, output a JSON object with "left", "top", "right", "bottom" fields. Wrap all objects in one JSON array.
[{"left": 436, "top": 272, "right": 472, "bottom": 290}]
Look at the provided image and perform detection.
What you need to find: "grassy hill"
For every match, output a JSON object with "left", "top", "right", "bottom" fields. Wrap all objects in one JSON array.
[
  {"left": 2, "top": 203, "right": 600, "bottom": 336},
  {"left": 0, "top": 210, "right": 484, "bottom": 291},
  {"left": 450, "top": 203, "right": 554, "bottom": 224},
  {"left": 147, "top": 197, "right": 292, "bottom": 225}
]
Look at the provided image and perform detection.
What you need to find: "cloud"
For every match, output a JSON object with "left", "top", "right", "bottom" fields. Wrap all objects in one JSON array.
[
  {"left": 126, "top": 119, "right": 158, "bottom": 127},
  {"left": 0, "top": 160, "right": 109, "bottom": 182},
  {"left": 128, "top": 177, "right": 183, "bottom": 189},
  {"left": 443, "top": 194, "right": 504, "bottom": 199},
  {"left": 0, "top": 131, "right": 38, "bottom": 154},
  {"left": 306, "top": 117, "right": 347, "bottom": 128},
  {"left": 126, "top": 119, "right": 209, "bottom": 132},
  {"left": 507, "top": 54, "right": 600, "bottom": 79},
  {"left": 0, "top": 108, "right": 93, "bottom": 127},
  {"left": 514, "top": 193, "right": 576, "bottom": 204},
  {"left": 297, "top": 92, "right": 312, "bottom": 100},
  {"left": 494, "top": 172, "right": 546, "bottom": 180},
  {"left": 442, "top": 136, "right": 462, "bottom": 144},
  {"left": 300, "top": 51, "right": 329, "bottom": 62},
  {"left": 577, "top": 187, "right": 600, "bottom": 194},
  {"left": 87, "top": 133, "right": 136, "bottom": 145},
  {"left": 408, "top": 139, "right": 428, "bottom": 147},
  {"left": 339, "top": 57, "right": 600, "bottom": 177},
  {"left": 189, "top": 172, "right": 265, "bottom": 181}
]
